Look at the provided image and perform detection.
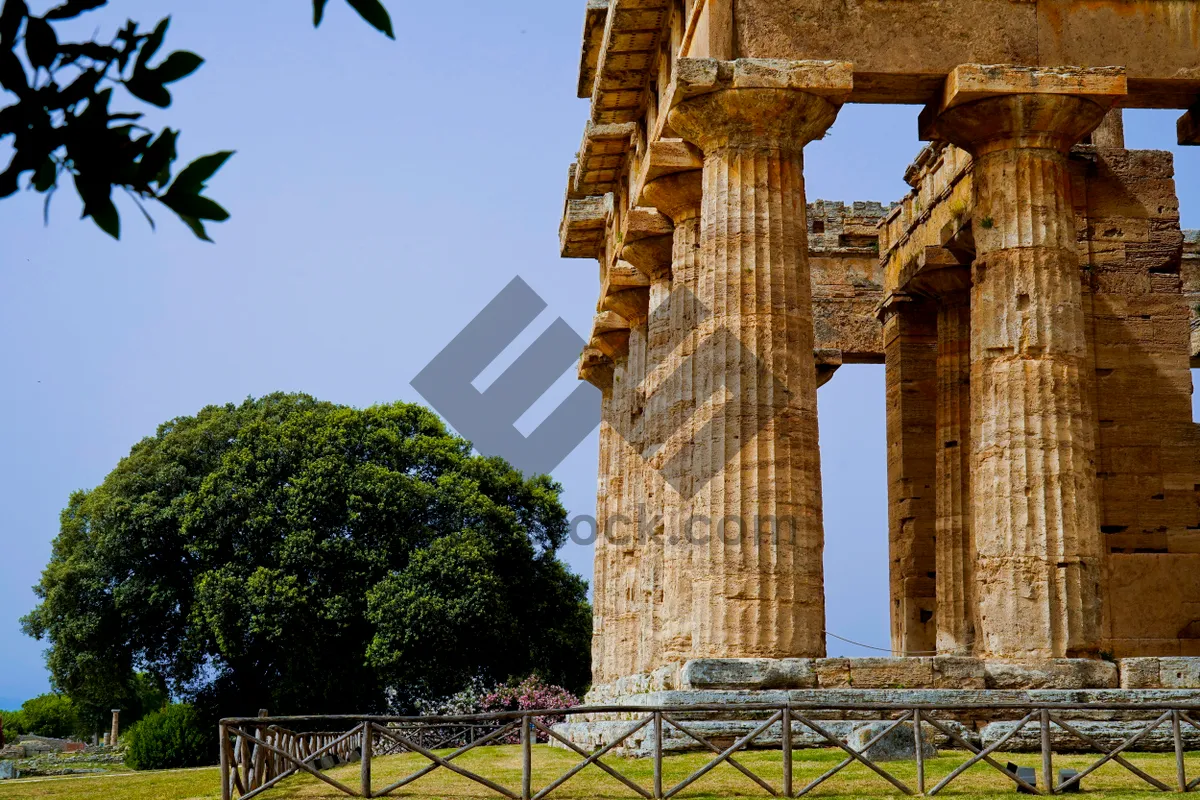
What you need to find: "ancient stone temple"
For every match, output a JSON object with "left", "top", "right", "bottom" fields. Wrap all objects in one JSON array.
[{"left": 560, "top": 0, "right": 1200, "bottom": 712}]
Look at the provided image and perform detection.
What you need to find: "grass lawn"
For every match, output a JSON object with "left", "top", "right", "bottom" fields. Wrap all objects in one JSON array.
[{"left": 0, "top": 746, "right": 1198, "bottom": 799}]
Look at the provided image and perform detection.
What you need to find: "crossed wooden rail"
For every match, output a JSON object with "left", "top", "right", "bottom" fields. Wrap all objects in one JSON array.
[{"left": 220, "top": 701, "right": 1200, "bottom": 799}]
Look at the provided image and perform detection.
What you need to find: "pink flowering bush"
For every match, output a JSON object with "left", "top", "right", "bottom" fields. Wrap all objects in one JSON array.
[{"left": 480, "top": 676, "right": 580, "bottom": 743}]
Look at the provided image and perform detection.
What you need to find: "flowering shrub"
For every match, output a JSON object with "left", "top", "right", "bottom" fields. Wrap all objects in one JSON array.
[
  {"left": 411, "top": 678, "right": 491, "bottom": 718},
  {"left": 480, "top": 676, "right": 580, "bottom": 743}
]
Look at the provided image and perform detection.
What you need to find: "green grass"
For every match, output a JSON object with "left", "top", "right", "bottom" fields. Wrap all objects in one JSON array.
[{"left": 0, "top": 747, "right": 1197, "bottom": 799}]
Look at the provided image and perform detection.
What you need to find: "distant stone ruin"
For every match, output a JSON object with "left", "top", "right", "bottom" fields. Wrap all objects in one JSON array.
[{"left": 559, "top": 0, "right": 1200, "bottom": 705}]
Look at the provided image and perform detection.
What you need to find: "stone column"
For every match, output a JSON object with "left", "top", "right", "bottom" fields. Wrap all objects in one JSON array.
[
  {"left": 110, "top": 709, "right": 120, "bottom": 745},
  {"left": 642, "top": 170, "right": 704, "bottom": 664},
  {"left": 935, "top": 290, "right": 974, "bottom": 654},
  {"left": 623, "top": 214, "right": 675, "bottom": 677},
  {"left": 880, "top": 294, "right": 938, "bottom": 656},
  {"left": 580, "top": 348, "right": 616, "bottom": 684},
  {"left": 668, "top": 78, "right": 846, "bottom": 659},
  {"left": 930, "top": 66, "right": 1124, "bottom": 658}
]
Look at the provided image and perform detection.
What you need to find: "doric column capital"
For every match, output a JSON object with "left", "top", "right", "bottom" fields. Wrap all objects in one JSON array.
[
  {"left": 621, "top": 236, "right": 674, "bottom": 282},
  {"left": 641, "top": 171, "right": 703, "bottom": 224},
  {"left": 922, "top": 65, "right": 1126, "bottom": 157},
  {"left": 875, "top": 291, "right": 926, "bottom": 324},
  {"left": 669, "top": 88, "right": 842, "bottom": 153},
  {"left": 603, "top": 288, "right": 649, "bottom": 326},
  {"left": 666, "top": 58, "right": 852, "bottom": 153},
  {"left": 589, "top": 310, "right": 631, "bottom": 362},
  {"left": 578, "top": 346, "right": 614, "bottom": 391}
]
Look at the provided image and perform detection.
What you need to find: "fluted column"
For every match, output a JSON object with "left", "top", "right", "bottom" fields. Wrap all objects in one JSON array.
[
  {"left": 933, "top": 80, "right": 1117, "bottom": 657},
  {"left": 935, "top": 290, "right": 974, "bottom": 654},
  {"left": 622, "top": 321, "right": 651, "bottom": 674},
  {"left": 668, "top": 86, "right": 842, "bottom": 658},
  {"left": 881, "top": 294, "right": 938, "bottom": 656},
  {"left": 642, "top": 171, "right": 704, "bottom": 664},
  {"left": 607, "top": 352, "right": 633, "bottom": 680},
  {"left": 586, "top": 367, "right": 616, "bottom": 683}
]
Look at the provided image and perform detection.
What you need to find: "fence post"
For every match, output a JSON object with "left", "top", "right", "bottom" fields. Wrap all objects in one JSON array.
[
  {"left": 251, "top": 709, "right": 268, "bottom": 790},
  {"left": 361, "top": 720, "right": 373, "bottom": 798},
  {"left": 782, "top": 704, "right": 793, "bottom": 798},
  {"left": 914, "top": 708, "right": 925, "bottom": 796},
  {"left": 653, "top": 711, "right": 664, "bottom": 800},
  {"left": 1173, "top": 710, "right": 1187, "bottom": 793},
  {"left": 220, "top": 722, "right": 232, "bottom": 800},
  {"left": 1040, "top": 709, "right": 1053, "bottom": 795},
  {"left": 522, "top": 714, "right": 532, "bottom": 800}
]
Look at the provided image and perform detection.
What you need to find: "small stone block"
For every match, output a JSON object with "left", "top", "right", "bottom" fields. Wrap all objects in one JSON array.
[
  {"left": 673, "top": 58, "right": 853, "bottom": 103},
  {"left": 1119, "top": 657, "right": 1163, "bottom": 688},
  {"left": 849, "top": 722, "right": 937, "bottom": 762},
  {"left": 933, "top": 656, "right": 988, "bottom": 689},
  {"left": 1156, "top": 657, "right": 1200, "bottom": 688},
  {"left": 730, "top": 59, "right": 854, "bottom": 100},
  {"left": 847, "top": 657, "right": 934, "bottom": 689},
  {"left": 984, "top": 659, "right": 1119, "bottom": 689},
  {"left": 623, "top": 206, "right": 674, "bottom": 242},
  {"left": 942, "top": 64, "right": 1127, "bottom": 111},
  {"left": 814, "top": 658, "right": 853, "bottom": 688},
  {"left": 680, "top": 658, "right": 816, "bottom": 690},
  {"left": 645, "top": 139, "right": 703, "bottom": 174}
]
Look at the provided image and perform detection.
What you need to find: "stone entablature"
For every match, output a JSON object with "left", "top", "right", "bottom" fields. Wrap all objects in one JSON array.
[{"left": 569, "top": 1, "right": 1200, "bottom": 235}]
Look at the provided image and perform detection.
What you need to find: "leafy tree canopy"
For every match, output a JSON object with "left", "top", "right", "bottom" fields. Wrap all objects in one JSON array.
[
  {"left": 2, "top": 693, "right": 80, "bottom": 739},
  {"left": 22, "top": 394, "right": 592, "bottom": 721},
  {"left": 0, "top": 0, "right": 391, "bottom": 240}
]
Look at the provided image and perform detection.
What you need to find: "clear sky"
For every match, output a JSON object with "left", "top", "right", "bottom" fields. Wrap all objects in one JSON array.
[{"left": 1, "top": 0, "right": 1196, "bottom": 709}]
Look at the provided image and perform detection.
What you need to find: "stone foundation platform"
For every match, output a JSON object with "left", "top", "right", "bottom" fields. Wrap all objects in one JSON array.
[
  {"left": 552, "top": 658, "right": 1200, "bottom": 755},
  {"left": 586, "top": 657, "right": 1200, "bottom": 700}
]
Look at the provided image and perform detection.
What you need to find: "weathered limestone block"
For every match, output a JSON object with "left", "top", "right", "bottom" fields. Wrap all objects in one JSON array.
[
  {"left": 847, "top": 658, "right": 935, "bottom": 689},
  {"left": 668, "top": 74, "right": 848, "bottom": 660},
  {"left": 552, "top": 719, "right": 973, "bottom": 756},
  {"left": 1120, "top": 657, "right": 1200, "bottom": 689},
  {"left": 930, "top": 68, "right": 1124, "bottom": 658},
  {"left": 680, "top": 658, "right": 817, "bottom": 690},
  {"left": 983, "top": 660, "right": 1119, "bottom": 690},
  {"left": 849, "top": 721, "right": 938, "bottom": 762},
  {"left": 1119, "top": 657, "right": 1162, "bottom": 689},
  {"left": 932, "top": 656, "right": 988, "bottom": 689},
  {"left": 982, "top": 720, "right": 1200, "bottom": 753},
  {"left": 814, "top": 658, "right": 853, "bottom": 688}
]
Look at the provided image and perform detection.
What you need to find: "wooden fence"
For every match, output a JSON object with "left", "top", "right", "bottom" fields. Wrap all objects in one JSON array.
[{"left": 220, "top": 700, "right": 1200, "bottom": 799}]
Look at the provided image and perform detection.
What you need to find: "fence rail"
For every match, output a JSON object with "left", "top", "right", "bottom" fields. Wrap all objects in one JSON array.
[{"left": 220, "top": 701, "right": 1200, "bottom": 799}]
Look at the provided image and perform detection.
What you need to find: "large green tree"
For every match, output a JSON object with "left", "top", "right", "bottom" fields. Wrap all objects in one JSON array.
[
  {"left": 22, "top": 394, "right": 592, "bottom": 720},
  {"left": 0, "top": 0, "right": 392, "bottom": 240}
]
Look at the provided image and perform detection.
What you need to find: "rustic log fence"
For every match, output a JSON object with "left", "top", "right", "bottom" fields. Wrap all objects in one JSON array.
[{"left": 220, "top": 700, "right": 1200, "bottom": 799}]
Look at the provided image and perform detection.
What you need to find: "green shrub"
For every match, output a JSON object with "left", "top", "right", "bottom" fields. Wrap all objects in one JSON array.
[
  {"left": 124, "top": 704, "right": 211, "bottom": 770},
  {"left": 0, "top": 710, "right": 26, "bottom": 744},
  {"left": 15, "top": 694, "right": 81, "bottom": 739}
]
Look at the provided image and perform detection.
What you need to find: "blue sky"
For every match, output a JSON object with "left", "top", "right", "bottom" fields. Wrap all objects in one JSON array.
[{"left": 0, "top": 0, "right": 1196, "bottom": 709}]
